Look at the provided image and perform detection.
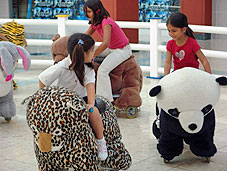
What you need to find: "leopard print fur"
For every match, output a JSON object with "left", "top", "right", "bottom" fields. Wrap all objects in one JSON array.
[
  {"left": 96, "top": 96, "right": 132, "bottom": 170},
  {"left": 25, "top": 86, "right": 131, "bottom": 170}
]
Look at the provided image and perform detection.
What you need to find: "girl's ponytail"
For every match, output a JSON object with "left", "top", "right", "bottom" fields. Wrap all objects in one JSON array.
[
  {"left": 186, "top": 26, "right": 198, "bottom": 59},
  {"left": 69, "top": 43, "right": 85, "bottom": 86},
  {"left": 67, "top": 33, "right": 95, "bottom": 87},
  {"left": 186, "top": 26, "right": 196, "bottom": 40}
]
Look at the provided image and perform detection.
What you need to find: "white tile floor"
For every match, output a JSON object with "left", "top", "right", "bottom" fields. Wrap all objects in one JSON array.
[{"left": 1, "top": 66, "right": 227, "bottom": 171}]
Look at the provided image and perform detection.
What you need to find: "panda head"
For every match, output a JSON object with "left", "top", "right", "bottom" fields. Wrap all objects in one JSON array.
[{"left": 149, "top": 67, "right": 227, "bottom": 134}]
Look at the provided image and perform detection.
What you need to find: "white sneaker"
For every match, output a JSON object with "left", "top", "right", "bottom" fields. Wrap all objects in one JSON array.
[{"left": 97, "top": 138, "right": 108, "bottom": 161}]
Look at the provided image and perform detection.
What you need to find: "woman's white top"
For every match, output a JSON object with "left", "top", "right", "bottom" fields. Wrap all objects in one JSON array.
[{"left": 39, "top": 57, "right": 95, "bottom": 97}]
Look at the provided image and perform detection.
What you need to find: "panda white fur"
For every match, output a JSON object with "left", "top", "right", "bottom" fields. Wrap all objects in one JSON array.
[{"left": 149, "top": 67, "right": 227, "bottom": 161}]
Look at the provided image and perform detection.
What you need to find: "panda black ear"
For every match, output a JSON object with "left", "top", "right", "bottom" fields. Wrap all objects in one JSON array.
[
  {"left": 149, "top": 85, "right": 161, "bottom": 97},
  {"left": 216, "top": 77, "right": 227, "bottom": 85}
]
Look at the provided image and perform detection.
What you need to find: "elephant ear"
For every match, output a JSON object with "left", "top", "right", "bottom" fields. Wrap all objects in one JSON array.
[
  {"left": 0, "top": 47, "right": 14, "bottom": 81},
  {"left": 149, "top": 85, "right": 161, "bottom": 97},
  {"left": 16, "top": 46, "right": 31, "bottom": 71}
]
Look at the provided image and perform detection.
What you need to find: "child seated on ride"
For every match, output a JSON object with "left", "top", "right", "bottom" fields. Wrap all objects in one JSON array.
[
  {"left": 38, "top": 33, "right": 108, "bottom": 161},
  {"left": 84, "top": 0, "right": 132, "bottom": 102}
]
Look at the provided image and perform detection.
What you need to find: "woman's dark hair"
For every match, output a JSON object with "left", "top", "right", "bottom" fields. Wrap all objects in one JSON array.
[
  {"left": 167, "top": 12, "right": 196, "bottom": 39},
  {"left": 67, "top": 33, "right": 95, "bottom": 86},
  {"left": 84, "top": 0, "right": 110, "bottom": 26}
]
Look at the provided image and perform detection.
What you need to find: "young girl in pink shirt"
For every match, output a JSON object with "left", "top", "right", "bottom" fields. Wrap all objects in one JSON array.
[
  {"left": 84, "top": 0, "right": 132, "bottom": 102},
  {"left": 164, "top": 12, "right": 211, "bottom": 75},
  {"left": 153, "top": 13, "right": 212, "bottom": 140}
]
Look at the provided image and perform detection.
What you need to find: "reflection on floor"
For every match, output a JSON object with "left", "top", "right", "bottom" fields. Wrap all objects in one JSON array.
[{"left": 1, "top": 67, "right": 227, "bottom": 171}]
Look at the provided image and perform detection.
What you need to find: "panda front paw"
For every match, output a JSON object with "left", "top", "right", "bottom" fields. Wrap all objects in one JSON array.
[
  {"left": 163, "top": 158, "right": 170, "bottom": 163},
  {"left": 201, "top": 157, "right": 210, "bottom": 163}
]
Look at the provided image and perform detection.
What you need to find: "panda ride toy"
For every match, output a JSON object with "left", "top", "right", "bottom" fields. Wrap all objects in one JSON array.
[{"left": 149, "top": 67, "right": 227, "bottom": 163}]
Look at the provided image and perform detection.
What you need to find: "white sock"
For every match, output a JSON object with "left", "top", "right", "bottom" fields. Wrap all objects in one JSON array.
[{"left": 97, "top": 137, "right": 105, "bottom": 143}]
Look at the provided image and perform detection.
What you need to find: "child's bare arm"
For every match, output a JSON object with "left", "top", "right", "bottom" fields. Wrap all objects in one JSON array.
[
  {"left": 85, "top": 26, "right": 95, "bottom": 35},
  {"left": 196, "top": 49, "right": 212, "bottom": 74},
  {"left": 164, "top": 51, "right": 172, "bottom": 76},
  {"left": 86, "top": 83, "right": 96, "bottom": 108},
  {"left": 93, "top": 24, "right": 111, "bottom": 58}
]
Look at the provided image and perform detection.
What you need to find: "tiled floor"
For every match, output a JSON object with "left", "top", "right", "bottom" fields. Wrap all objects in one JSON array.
[{"left": 1, "top": 66, "right": 227, "bottom": 171}]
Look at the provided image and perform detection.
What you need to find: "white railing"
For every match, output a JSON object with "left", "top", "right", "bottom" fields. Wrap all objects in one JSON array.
[
  {"left": 1, "top": 17, "right": 227, "bottom": 77},
  {"left": 0, "top": 17, "right": 150, "bottom": 71}
]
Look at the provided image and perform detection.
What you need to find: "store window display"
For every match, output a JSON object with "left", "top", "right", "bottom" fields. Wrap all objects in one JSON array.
[{"left": 139, "top": 0, "right": 180, "bottom": 22}]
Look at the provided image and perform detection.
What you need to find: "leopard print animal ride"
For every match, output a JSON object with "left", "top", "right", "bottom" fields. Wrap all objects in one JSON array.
[
  {"left": 25, "top": 86, "right": 98, "bottom": 170},
  {"left": 24, "top": 86, "right": 132, "bottom": 170}
]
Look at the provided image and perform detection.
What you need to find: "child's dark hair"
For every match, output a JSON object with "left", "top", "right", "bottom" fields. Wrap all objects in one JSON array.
[
  {"left": 167, "top": 12, "right": 196, "bottom": 39},
  {"left": 67, "top": 33, "right": 95, "bottom": 86},
  {"left": 84, "top": 0, "right": 110, "bottom": 26}
]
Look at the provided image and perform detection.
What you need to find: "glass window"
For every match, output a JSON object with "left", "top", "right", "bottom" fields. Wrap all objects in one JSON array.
[{"left": 139, "top": 0, "right": 180, "bottom": 22}]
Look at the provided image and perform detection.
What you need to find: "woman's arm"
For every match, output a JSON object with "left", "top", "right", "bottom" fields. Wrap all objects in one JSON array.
[
  {"left": 196, "top": 49, "right": 212, "bottom": 74},
  {"left": 164, "top": 50, "right": 172, "bottom": 76},
  {"left": 85, "top": 26, "right": 95, "bottom": 35},
  {"left": 93, "top": 24, "right": 111, "bottom": 58},
  {"left": 86, "top": 82, "right": 96, "bottom": 108}
]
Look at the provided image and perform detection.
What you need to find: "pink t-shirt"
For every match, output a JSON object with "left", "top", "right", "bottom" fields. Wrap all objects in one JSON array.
[
  {"left": 91, "top": 17, "right": 129, "bottom": 49},
  {"left": 166, "top": 36, "right": 201, "bottom": 70}
]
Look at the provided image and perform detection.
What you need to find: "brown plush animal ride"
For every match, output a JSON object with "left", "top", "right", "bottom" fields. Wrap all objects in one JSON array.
[
  {"left": 50, "top": 34, "right": 143, "bottom": 118},
  {"left": 51, "top": 34, "right": 69, "bottom": 63},
  {"left": 93, "top": 56, "right": 143, "bottom": 119}
]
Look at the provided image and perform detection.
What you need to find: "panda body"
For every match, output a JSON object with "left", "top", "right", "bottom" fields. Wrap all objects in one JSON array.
[{"left": 149, "top": 67, "right": 227, "bottom": 161}]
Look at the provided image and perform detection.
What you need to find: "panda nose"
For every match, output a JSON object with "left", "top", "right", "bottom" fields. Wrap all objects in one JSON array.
[{"left": 188, "top": 124, "right": 197, "bottom": 131}]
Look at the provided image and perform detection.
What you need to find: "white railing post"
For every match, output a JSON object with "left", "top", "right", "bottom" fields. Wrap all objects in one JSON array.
[
  {"left": 150, "top": 18, "right": 162, "bottom": 77},
  {"left": 56, "top": 15, "right": 69, "bottom": 37}
]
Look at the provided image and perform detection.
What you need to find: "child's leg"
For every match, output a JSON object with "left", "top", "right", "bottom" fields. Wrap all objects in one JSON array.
[
  {"left": 95, "top": 46, "right": 111, "bottom": 57},
  {"left": 89, "top": 107, "right": 104, "bottom": 139},
  {"left": 89, "top": 106, "right": 108, "bottom": 160},
  {"left": 96, "top": 45, "right": 132, "bottom": 102}
]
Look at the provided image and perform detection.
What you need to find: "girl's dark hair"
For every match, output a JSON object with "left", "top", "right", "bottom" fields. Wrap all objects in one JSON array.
[
  {"left": 167, "top": 12, "right": 196, "bottom": 39},
  {"left": 67, "top": 33, "right": 95, "bottom": 86},
  {"left": 84, "top": 0, "right": 110, "bottom": 26}
]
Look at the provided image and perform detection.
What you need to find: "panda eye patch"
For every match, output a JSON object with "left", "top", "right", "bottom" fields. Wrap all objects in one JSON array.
[
  {"left": 201, "top": 104, "right": 212, "bottom": 115},
  {"left": 168, "top": 108, "right": 180, "bottom": 117}
]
